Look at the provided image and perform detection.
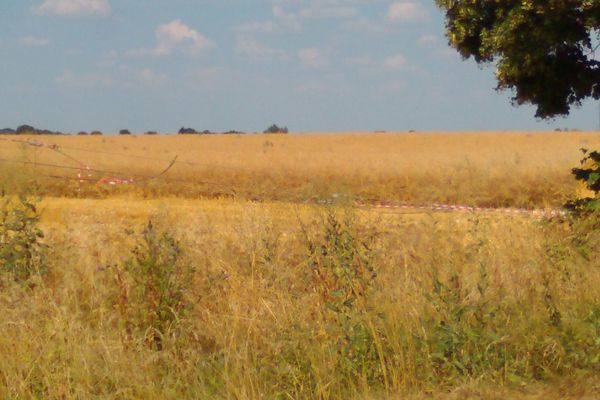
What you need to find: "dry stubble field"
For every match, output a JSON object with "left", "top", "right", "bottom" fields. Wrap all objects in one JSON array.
[{"left": 1, "top": 132, "right": 600, "bottom": 399}]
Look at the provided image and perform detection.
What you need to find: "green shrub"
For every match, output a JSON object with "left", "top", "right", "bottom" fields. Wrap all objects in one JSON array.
[
  {"left": 0, "top": 192, "right": 47, "bottom": 285},
  {"left": 566, "top": 149, "right": 600, "bottom": 215},
  {"left": 306, "top": 211, "right": 376, "bottom": 316},
  {"left": 420, "top": 268, "right": 506, "bottom": 381},
  {"left": 304, "top": 210, "right": 387, "bottom": 387},
  {"left": 114, "top": 221, "right": 193, "bottom": 350}
]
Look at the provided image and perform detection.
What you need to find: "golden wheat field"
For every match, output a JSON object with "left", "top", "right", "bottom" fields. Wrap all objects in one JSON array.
[
  {"left": 1, "top": 131, "right": 600, "bottom": 205},
  {"left": 1, "top": 132, "right": 600, "bottom": 399}
]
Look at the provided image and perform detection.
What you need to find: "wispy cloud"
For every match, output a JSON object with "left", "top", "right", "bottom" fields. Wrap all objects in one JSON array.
[
  {"left": 417, "top": 33, "right": 438, "bottom": 48},
  {"left": 377, "top": 79, "right": 405, "bottom": 94},
  {"left": 383, "top": 53, "right": 408, "bottom": 69},
  {"left": 236, "top": 21, "right": 280, "bottom": 34},
  {"left": 341, "top": 17, "right": 387, "bottom": 33},
  {"left": 55, "top": 69, "right": 113, "bottom": 88},
  {"left": 272, "top": 5, "right": 302, "bottom": 31},
  {"left": 127, "top": 20, "right": 214, "bottom": 57},
  {"left": 298, "top": 48, "right": 329, "bottom": 68},
  {"left": 123, "top": 66, "right": 169, "bottom": 88},
  {"left": 387, "top": 2, "right": 429, "bottom": 24},
  {"left": 297, "top": 4, "right": 357, "bottom": 19},
  {"left": 294, "top": 80, "right": 328, "bottom": 95},
  {"left": 235, "top": 35, "right": 287, "bottom": 60},
  {"left": 238, "top": 2, "right": 358, "bottom": 36},
  {"left": 32, "top": 0, "right": 111, "bottom": 17},
  {"left": 55, "top": 66, "right": 169, "bottom": 89},
  {"left": 346, "top": 53, "right": 422, "bottom": 75},
  {"left": 17, "top": 36, "right": 50, "bottom": 47},
  {"left": 272, "top": 0, "right": 362, "bottom": 20}
]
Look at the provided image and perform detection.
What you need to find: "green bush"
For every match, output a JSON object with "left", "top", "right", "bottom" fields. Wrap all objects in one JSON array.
[
  {"left": 566, "top": 149, "right": 600, "bottom": 215},
  {"left": 113, "top": 221, "right": 194, "bottom": 350},
  {"left": 304, "top": 210, "right": 386, "bottom": 386},
  {"left": 0, "top": 192, "right": 47, "bottom": 284}
]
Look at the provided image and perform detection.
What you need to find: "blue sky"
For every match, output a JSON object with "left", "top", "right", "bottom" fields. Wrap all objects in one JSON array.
[{"left": 0, "top": 0, "right": 598, "bottom": 133}]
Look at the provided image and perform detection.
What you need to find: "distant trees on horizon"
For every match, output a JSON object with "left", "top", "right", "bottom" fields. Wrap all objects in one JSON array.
[
  {"left": 0, "top": 124, "right": 292, "bottom": 136},
  {"left": 0, "top": 125, "right": 65, "bottom": 135},
  {"left": 263, "top": 124, "right": 288, "bottom": 134}
]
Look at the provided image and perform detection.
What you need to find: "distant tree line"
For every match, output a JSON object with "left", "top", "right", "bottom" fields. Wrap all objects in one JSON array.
[
  {"left": 178, "top": 124, "right": 288, "bottom": 135},
  {"left": 263, "top": 124, "right": 288, "bottom": 134},
  {"left": 0, "top": 125, "right": 65, "bottom": 135},
  {"left": 177, "top": 127, "right": 248, "bottom": 135},
  {"left": 0, "top": 123, "right": 291, "bottom": 135}
]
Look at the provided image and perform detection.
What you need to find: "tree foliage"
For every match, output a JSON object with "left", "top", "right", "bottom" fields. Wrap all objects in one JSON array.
[
  {"left": 567, "top": 149, "right": 600, "bottom": 214},
  {"left": 435, "top": 0, "right": 600, "bottom": 117}
]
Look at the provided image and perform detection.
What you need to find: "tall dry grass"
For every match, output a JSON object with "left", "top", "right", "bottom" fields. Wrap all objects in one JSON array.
[
  {"left": 1, "top": 132, "right": 598, "bottom": 206},
  {"left": 0, "top": 196, "right": 599, "bottom": 399}
]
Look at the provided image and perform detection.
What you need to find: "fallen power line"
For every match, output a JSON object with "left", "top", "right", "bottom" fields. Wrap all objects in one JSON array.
[{"left": 2, "top": 138, "right": 239, "bottom": 170}]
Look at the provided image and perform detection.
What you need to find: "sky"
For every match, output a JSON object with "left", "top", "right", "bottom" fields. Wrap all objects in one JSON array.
[{"left": 0, "top": 0, "right": 599, "bottom": 133}]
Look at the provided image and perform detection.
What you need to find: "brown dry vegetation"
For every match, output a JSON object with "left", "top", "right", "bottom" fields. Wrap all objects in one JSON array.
[{"left": 1, "top": 133, "right": 600, "bottom": 399}]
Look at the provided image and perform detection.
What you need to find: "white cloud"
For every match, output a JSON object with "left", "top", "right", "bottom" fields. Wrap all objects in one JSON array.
[
  {"left": 236, "top": 1, "right": 360, "bottom": 37},
  {"left": 298, "top": 5, "right": 357, "bottom": 19},
  {"left": 272, "top": 0, "right": 364, "bottom": 19},
  {"left": 341, "top": 18, "right": 386, "bottom": 33},
  {"left": 17, "top": 36, "right": 50, "bottom": 47},
  {"left": 294, "top": 81, "right": 328, "bottom": 94},
  {"left": 298, "top": 48, "right": 328, "bottom": 68},
  {"left": 187, "top": 66, "right": 228, "bottom": 82},
  {"left": 55, "top": 70, "right": 113, "bottom": 88},
  {"left": 55, "top": 66, "right": 169, "bottom": 89},
  {"left": 272, "top": 5, "right": 302, "bottom": 31},
  {"left": 32, "top": 0, "right": 111, "bottom": 17},
  {"left": 121, "top": 67, "right": 169, "bottom": 88},
  {"left": 236, "top": 21, "right": 280, "bottom": 34},
  {"left": 235, "top": 35, "right": 287, "bottom": 60},
  {"left": 346, "top": 53, "right": 423, "bottom": 76},
  {"left": 417, "top": 34, "right": 438, "bottom": 48},
  {"left": 97, "top": 50, "right": 118, "bottom": 67},
  {"left": 345, "top": 56, "right": 377, "bottom": 67},
  {"left": 387, "top": 2, "right": 429, "bottom": 23},
  {"left": 431, "top": 47, "right": 461, "bottom": 61},
  {"left": 383, "top": 53, "right": 408, "bottom": 69},
  {"left": 377, "top": 80, "right": 405, "bottom": 94},
  {"left": 127, "top": 20, "right": 214, "bottom": 57}
]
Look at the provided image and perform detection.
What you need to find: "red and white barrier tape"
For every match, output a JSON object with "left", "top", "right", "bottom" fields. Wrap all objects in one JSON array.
[{"left": 355, "top": 200, "right": 565, "bottom": 218}]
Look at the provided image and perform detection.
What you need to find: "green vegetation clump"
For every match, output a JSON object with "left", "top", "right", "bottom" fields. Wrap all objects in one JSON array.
[
  {"left": 304, "top": 212, "right": 385, "bottom": 387},
  {"left": 113, "top": 221, "right": 193, "bottom": 350},
  {"left": 566, "top": 149, "right": 600, "bottom": 214},
  {"left": 0, "top": 192, "right": 47, "bottom": 284}
]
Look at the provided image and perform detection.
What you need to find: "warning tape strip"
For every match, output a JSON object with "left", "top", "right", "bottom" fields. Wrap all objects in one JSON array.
[
  {"left": 312, "top": 197, "right": 565, "bottom": 218},
  {"left": 355, "top": 200, "right": 565, "bottom": 218}
]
